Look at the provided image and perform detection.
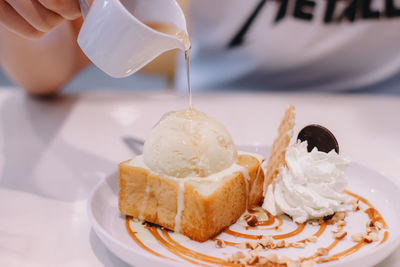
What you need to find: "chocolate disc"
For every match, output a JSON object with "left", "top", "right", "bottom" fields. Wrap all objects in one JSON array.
[{"left": 297, "top": 124, "right": 339, "bottom": 153}]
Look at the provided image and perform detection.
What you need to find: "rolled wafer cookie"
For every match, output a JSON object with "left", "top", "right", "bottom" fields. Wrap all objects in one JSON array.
[{"left": 263, "top": 105, "right": 296, "bottom": 193}]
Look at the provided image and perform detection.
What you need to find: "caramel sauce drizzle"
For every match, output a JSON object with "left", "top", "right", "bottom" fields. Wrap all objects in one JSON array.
[
  {"left": 124, "top": 217, "right": 174, "bottom": 261},
  {"left": 327, "top": 238, "right": 341, "bottom": 250},
  {"left": 258, "top": 215, "right": 283, "bottom": 230},
  {"left": 161, "top": 229, "right": 236, "bottom": 266},
  {"left": 313, "top": 222, "right": 328, "bottom": 238},
  {"left": 318, "top": 242, "right": 366, "bottom": 263},
  {"left": 147, "top": 226, "right": 208, "bottom": 266},
  {"left": 301, "top": 223, "right": 344, "bottom": 262},
  {"left": 379, "top": 231, "right": 389, "bottom": 246},
  {"left": 344, "top": 190, "right": 388, "bottom": 229},
  {"left": 301, "top": 239, "right": 341, "bottom": 262},
  {"left": 271, "top": 216, "right": 284, "bottom": 229},
  {"left": 254, "top": 213, "right": 274, "bottom": 226},
  {"left": 210, "top": 238, "right": 237, "bottom": 247},
  {"left": 365, "top": 208, "right": 388, "bottom": 229},
  {"left": 224, "top": 223, "right": 305, "bottom": 240},
  {"left": 125, "top": 190, "right": 389, "bottom": 266},
  {"left": 286, "top": 222, "right": 327, "bottom": 248},
  {"left": 215, "top": 222, "right": 327, "bottom": 248}
]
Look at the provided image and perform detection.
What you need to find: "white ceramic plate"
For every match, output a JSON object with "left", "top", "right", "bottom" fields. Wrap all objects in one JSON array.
[{"left": 88, "top": 146, "right": 400, "bottom": 267}]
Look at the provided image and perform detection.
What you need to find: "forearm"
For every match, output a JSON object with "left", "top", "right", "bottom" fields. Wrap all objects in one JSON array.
[{"left": 0, "top": 19, "right": 89, "bottom": 95}]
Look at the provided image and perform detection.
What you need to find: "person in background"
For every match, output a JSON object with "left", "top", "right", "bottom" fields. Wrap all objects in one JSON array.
[{"left": 1, "top": 0, "right": 400, "bottom": 96}]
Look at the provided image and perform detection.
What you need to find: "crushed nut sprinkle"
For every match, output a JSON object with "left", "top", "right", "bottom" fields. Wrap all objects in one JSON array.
[
  {"left": 337, "top": 220, "right": 347, "bottom": 228},
  {"left": 366, "top": 219, "right": 375, "bottom": 228},
  {"left": 332, "top": 212, "right": 347, "bottom": 222},
  {"left": 248, "top": 207, "right": 270, "bottom": 221},
  {"left": 229, "top": 251, "right": 246, "bottom": 263},
  {"left": 247, "top": 255, "right": 259, "bottom": 265},
  {"left": 316, "top": 247, "right": 329, "bottom": 256},
  {"left": 235, "top": 235, "right": 289, "bottom": 251},
  {"left": 333, "top": 230, "right": 347, "bottom": 240},
  {"left": 215, "top": 239, "right": 226, "bottom": 248},
  {"left": 351, "top": 199, "right": 361, "bottom": 211},
  {"left": 365, "top": 219, "right": 383, "bottom": 235},
  {"left": 365, "top": 232, "right": 379, "bottom": 243},
  {"left": 246, "top": 240, "right": 259, "bottom": 250},
  {"left": 351, "top": 232, "right": 379, "bottom": 243},
  {"left": 311, "top": 220, "right": 321, "bottom": 226},
  {"left": 222, "top": 205, "right": 381, "bottom": 266},
  {"left": 292, "top": 241, "right": 306, "bottom": 248},
  {"left": 350, "top": 232, "right": 364, "bottom": 242},
  {"left": 226, "top": 251, "right": 301, "bottom": 266},
  {"left": 375, "top": 221, "right": 383, "bottom": 230},
  {"left": 306, "top": 236, "right": 318, "bottom": 243},
  {"left": 302, "top": 259, "right": 317, "bottom": 266},
  {"left": 367, "top": 226, "right": 379, "bottom": 234},
  {"left": 276, "top": 240, "right": 286, "bottom": 248},
  {"left": 259, "top": 236, "right": 274, "bottom": 248},
  {"left": 244, "top": 214, "right": 258, "bottom": 227}
]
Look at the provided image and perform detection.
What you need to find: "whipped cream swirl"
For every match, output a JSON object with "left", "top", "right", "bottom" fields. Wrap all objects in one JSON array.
[{"left": 263, "top": 141, "right": 351, "bottom": 223}]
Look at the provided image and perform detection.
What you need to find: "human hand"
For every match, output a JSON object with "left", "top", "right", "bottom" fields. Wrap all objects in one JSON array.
[{"left": 0, "top": 0, "right": 81, "bottom": 39}]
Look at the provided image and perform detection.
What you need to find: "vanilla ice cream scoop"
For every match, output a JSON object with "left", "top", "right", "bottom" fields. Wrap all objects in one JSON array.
[{"left": 143, "top": 109, "right": 238, "bottom": 178}]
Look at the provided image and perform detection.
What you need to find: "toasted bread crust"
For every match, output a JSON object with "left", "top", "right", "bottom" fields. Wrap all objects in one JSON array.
[{"left": 119, "top": 155, "right": 264, "bottom": 242}]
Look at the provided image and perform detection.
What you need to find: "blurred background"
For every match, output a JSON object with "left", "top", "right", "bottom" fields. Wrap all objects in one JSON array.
[
  {"left": 1, "top": 0, "right": 400, "bottom": 96},
  {"left": 2, "top": 66, "right": 400, "bottom": 95},
  {"left": 0, "top": 70, "right": 11, "bottom": 87},
  {"left": 0, "top": 65, "right": 169, "bottom": 93}
]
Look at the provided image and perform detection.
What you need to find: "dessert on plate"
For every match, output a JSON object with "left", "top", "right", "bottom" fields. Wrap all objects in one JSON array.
[
  {"left": 119, "top": 109, "right": 265, "bottom": 241},
  {"left": 119, "top": 105, "right": 389, "bottom": 266}
]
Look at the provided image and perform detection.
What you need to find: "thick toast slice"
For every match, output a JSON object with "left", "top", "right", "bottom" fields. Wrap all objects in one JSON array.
[{"left": 119, "top": 154, "right": 264, "bottom": 242}]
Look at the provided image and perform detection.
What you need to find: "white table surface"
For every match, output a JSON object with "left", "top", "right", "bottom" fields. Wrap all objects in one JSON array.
[{"left": 0, "top": 88, "right": 399, "bottom": 267}]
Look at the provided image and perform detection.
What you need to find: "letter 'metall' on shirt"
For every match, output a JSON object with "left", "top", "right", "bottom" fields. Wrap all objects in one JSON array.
[{"left": 176, "top": 0, "right": 400, "bottom": 92}]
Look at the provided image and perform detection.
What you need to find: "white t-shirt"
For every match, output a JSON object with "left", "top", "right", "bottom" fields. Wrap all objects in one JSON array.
[{"left": 176, "top": 0, "right": 400, "bottom": 91}]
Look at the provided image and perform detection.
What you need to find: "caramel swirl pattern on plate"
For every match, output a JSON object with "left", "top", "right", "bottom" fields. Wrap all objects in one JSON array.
[{"left": 125, "top": 191, "right": 389, "bottom": 266}]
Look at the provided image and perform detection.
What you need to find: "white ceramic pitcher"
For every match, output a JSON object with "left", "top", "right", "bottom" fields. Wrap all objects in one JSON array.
[{"left": 77, "top": 0, "right": 189, "bottom": 78}]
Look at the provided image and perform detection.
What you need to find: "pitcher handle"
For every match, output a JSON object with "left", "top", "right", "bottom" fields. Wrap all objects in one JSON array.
[{"left": 79, "top": 0, "right": 90, "bottom": 19}]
